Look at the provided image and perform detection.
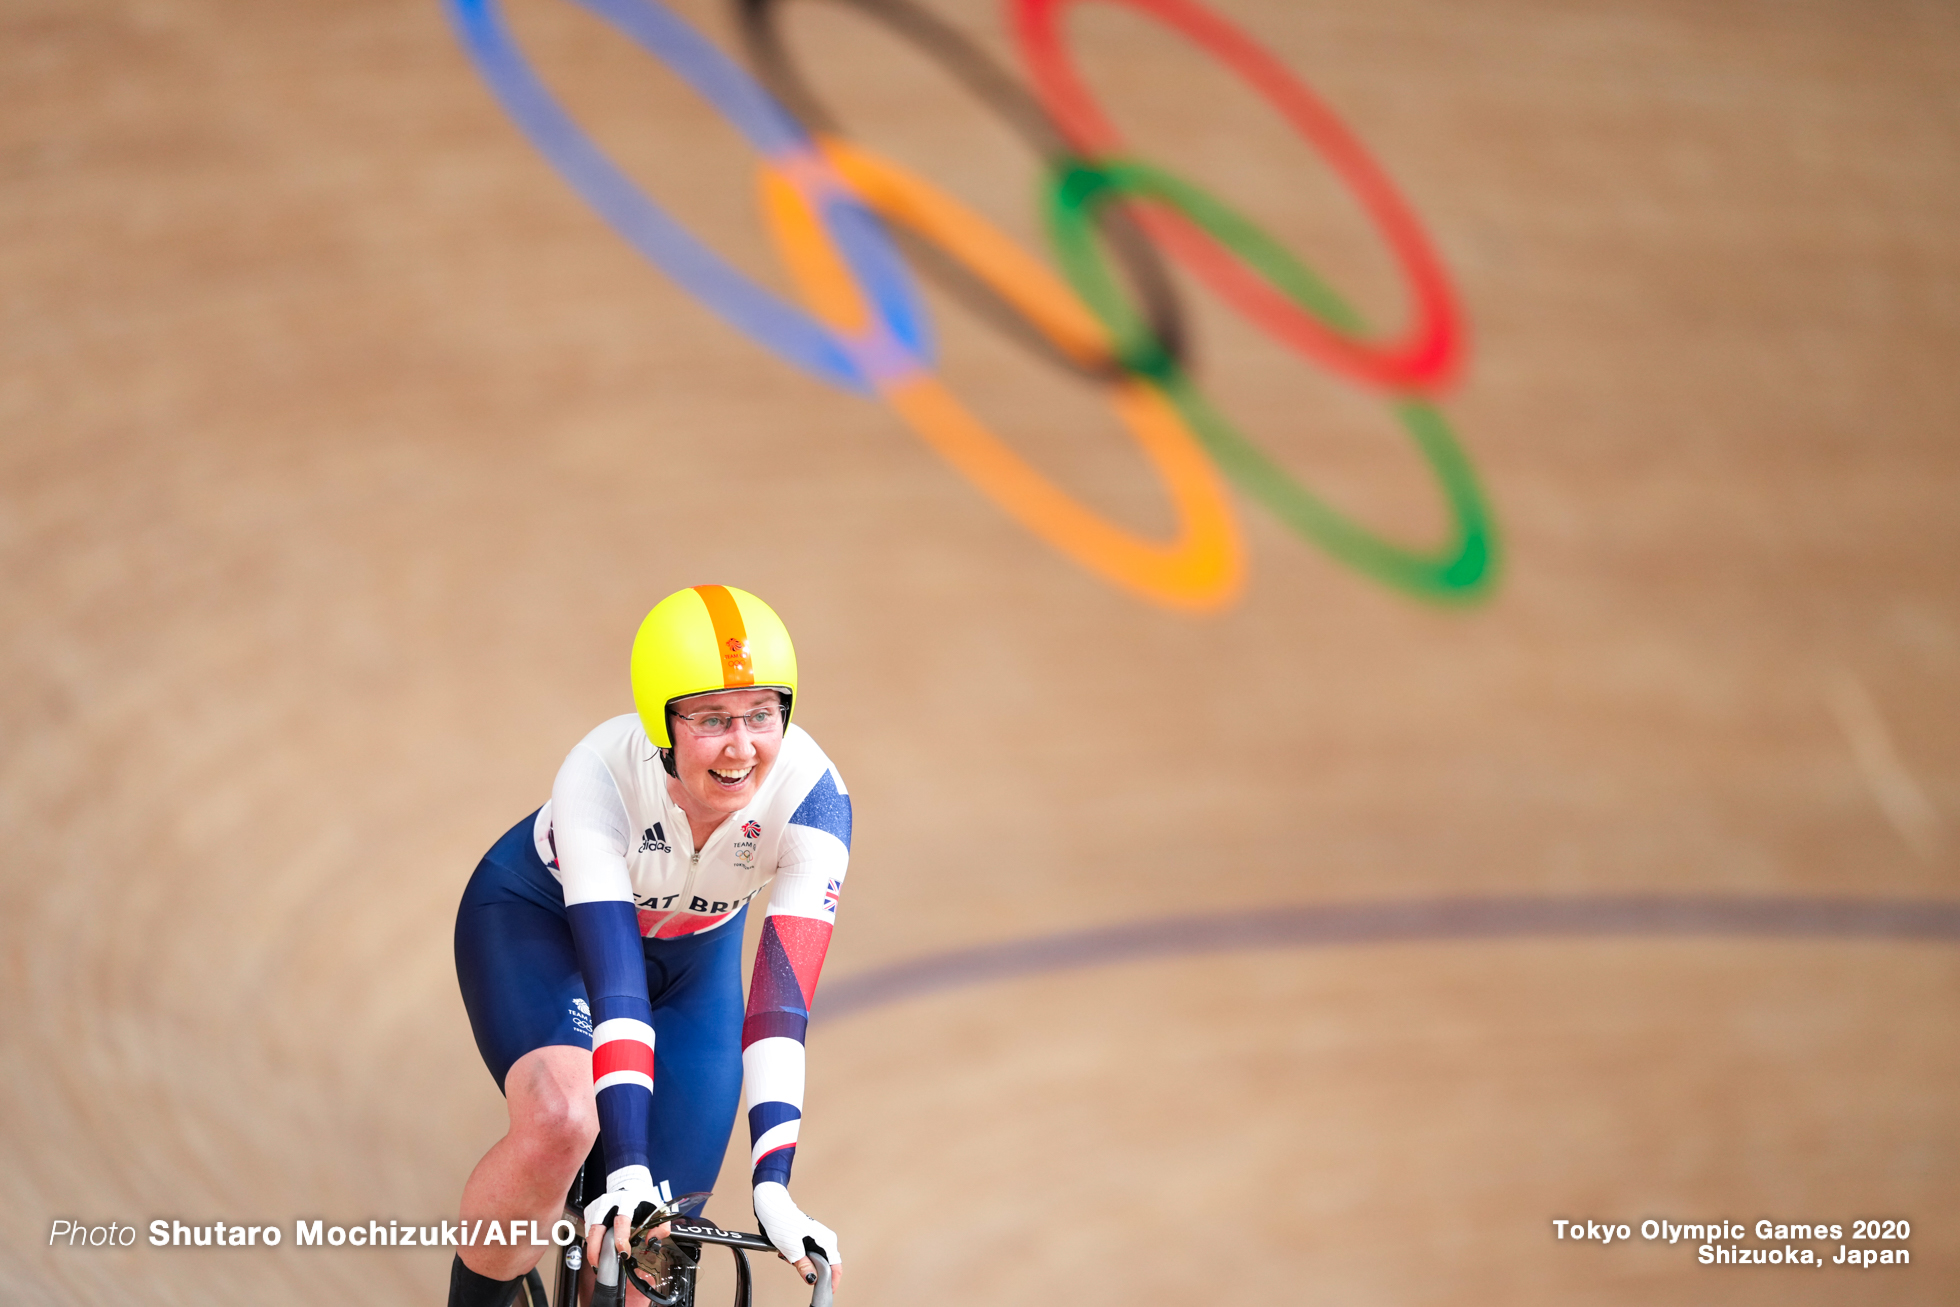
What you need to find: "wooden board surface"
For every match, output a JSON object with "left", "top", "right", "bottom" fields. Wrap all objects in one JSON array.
[{"left": 4, "top": 0, "right": 1956, "bottom": 1301}]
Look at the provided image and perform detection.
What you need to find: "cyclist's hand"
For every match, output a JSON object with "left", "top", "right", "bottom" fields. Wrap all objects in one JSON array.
[
  {"left": 584, "top": 1173, "right": 671, "bottom": 1258},
  {"left": 753, "top": 1181, "right": 842, "bottom": 1293}
]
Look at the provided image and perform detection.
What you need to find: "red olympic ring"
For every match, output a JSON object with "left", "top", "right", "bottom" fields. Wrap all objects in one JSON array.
[{"left": 1012, "top": 0, "right": 1464, "bottom": 393}]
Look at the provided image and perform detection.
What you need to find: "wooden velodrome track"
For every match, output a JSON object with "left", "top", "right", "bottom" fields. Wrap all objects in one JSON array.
[{"left": 4, "top": 0, "right": 1957, "bottom": 1302}]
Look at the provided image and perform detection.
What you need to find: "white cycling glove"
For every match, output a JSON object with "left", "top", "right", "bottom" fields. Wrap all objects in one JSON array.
[
  {"left": 752, "top": 1181, "right": 842, "bottom": 1271},
  {"left": 584, "top": 1166, "right": 666, "bottom": 1239}
]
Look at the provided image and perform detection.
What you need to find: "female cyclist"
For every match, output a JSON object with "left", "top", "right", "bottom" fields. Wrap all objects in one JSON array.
[{"left": 449, "top": 586, "right": 850, "bottom": 1307}]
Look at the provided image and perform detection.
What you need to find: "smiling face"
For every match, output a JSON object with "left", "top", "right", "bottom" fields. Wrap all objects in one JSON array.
[{"left": 663, "top": 687, "right": 787, "bottom": 841}]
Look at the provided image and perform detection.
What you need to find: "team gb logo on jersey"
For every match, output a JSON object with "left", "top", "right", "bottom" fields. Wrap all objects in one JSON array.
[{"left": 734, "top": 820, "right": 762, "bottom": 870}]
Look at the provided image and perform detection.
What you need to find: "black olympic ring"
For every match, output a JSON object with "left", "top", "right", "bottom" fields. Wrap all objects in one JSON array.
[{"left": 734, "top": 0, "right": 1192, "bottom": 383}]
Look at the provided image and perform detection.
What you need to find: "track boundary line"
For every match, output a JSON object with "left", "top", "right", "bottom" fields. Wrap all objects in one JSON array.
[{"left": 814, "top": 896, "right": 1960, "bottom": 1022}]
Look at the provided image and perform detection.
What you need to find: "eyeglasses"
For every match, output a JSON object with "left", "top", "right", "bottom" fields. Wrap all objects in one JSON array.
[{"left": 670, "top": 706, "right": 785, "bottom": 738}]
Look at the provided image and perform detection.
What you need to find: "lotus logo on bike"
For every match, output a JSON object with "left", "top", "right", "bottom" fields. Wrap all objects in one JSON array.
[{"left": 446, "top": 0, "right": 1499, "bottom": 611}]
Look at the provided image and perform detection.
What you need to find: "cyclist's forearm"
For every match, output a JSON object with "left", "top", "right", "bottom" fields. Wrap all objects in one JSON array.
[
  {"left": 741, "top": 881, "right": 843, "bottom": 1184},
  {"left": 554, "top": 742, "right": 659, "bottom": 1190},
  {"left": 569, "top": 896, "right": 657, "bottom": 1185},
  {"left": 742, "top": 767, "right": 852, "bottom": 1184}
]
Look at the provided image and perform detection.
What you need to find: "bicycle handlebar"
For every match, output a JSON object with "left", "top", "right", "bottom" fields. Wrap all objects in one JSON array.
[
  {"left": 588, "top": 1213, "right": 829, "bottom": 1307},
  {"left": 664, "top": 1215, "right": 777, "bottom": 1254}
]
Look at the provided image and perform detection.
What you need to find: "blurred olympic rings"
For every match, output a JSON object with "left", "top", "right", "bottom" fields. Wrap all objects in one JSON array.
[
  {"left": 1015, "top": 0, "right": 1464, "bottom": 392},
  {"left": 446, "top": 0, "right": 1498, "bottom": 608},
  {"left": 734, "top": 0, "right": 1195, "bottom": 384}
]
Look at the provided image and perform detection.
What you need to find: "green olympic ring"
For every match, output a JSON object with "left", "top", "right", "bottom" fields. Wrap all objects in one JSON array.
[{"left": 1046, "top": 158, "right": 1498, "bottom": 601}]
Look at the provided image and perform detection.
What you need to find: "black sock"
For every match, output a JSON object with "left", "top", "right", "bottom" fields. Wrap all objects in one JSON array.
[{"left": 448, "top": 1253, "right": 522, "bottom": 1307}]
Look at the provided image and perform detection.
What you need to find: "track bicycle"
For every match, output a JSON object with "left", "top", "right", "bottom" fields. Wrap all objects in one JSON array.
[{"left": 519, "top": 1142, "right": 833, "bottom": 1307}]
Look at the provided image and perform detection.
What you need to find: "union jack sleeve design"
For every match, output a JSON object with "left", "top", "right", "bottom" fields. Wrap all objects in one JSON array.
[
  {"left": 551, "top": 743, "right": 658, "bottom": 1189},
  {"left": 568, "top": 898, "right": 657, "bottom": 1184},
  {"left": 743, "top": 767, "right": 850, "bottom": 1188}
]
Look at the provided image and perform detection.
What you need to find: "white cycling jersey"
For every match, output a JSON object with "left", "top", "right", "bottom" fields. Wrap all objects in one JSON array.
[{"left": 534, "top": 715, "right": 850, "bottom": 936}]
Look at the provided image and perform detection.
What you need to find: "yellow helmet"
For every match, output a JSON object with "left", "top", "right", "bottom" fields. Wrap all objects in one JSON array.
[{"left": 630, "top": 585, "right": 798, "bottom": 749}]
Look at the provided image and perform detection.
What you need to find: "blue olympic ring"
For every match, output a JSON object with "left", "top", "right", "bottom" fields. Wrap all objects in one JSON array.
[{"left": 446, "top": 0, "right": 932, "bottom": 391}]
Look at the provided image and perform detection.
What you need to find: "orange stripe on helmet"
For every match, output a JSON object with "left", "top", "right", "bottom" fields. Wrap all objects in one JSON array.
[{"left": 692, "top": 584, "right": 755, "bottom": 687}]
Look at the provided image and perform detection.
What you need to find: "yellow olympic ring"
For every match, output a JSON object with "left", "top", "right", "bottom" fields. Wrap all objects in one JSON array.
[{"left": 756, "top": 138, "right": 1244, "bottom": 612}]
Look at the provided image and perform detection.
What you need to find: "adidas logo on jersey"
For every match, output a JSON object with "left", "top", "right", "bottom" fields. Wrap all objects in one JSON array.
[{"left": 639, "top": 823, "right": 671, "bottom": 853}]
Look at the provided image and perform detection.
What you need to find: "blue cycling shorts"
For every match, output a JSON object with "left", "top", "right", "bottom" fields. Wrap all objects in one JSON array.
[{"left": 454, "top": 811, "right": 746, "bottom": 1202}]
